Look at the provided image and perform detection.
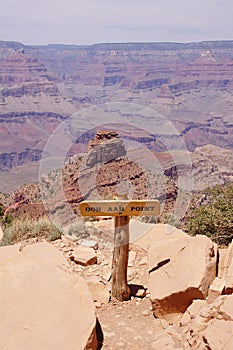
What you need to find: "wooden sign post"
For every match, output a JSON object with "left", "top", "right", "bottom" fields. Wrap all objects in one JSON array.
[{"left": 80, "top": 197, "right": 160, "bottom": 301}]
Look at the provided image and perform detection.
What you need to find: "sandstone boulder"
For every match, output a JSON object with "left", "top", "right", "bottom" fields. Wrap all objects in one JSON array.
[
  {"left": 0, "top": 242, "right": 97, "bottom": 350},
  {"left": 86, "top": 276, "right": 110, "bottom": 305},
  {"left": 131, "top": 223, "right": 187, "bottom": 252},
  {"left": 70, "top": 245, "right": 97, "bottom": 266},
  {"left": 218, "top": 247, "right": 228, "bottom": 278},
  {"left": 180, "top": 295, "right": 233, "bottom": 350},
  {"left": 148, "top": 235, "right": 217, "bottom": 323},
  {"left": 223, "top": 242, "right": 233, "bottom": 294},
  {"left": 207, "top": 277, "right": 225, "bottom": 303}
]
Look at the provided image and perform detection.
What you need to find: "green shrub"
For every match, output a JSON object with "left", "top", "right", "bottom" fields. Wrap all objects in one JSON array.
[
  {"left": 0, "top": 205, "right": 13, "bottom": 228},
  {"left": 185, "top": 183, "right": 233, "bottom": 246},
  {"left": 4, "top": 213, "right": 13, "bottom": 227},
  {"left": 0, "top": 205, "right": 4, "bottom": 218},
  {"left": 0, "top": 217, "right": 61, "bottom": 247}
]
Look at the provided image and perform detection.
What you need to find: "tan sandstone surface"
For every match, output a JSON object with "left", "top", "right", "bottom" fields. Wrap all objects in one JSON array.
[
  {"left": 1, "top": 223, "right": 233, "bottom": 349},
  {"left": 0, "top": 242, "right": 97, "bottom": 350}
]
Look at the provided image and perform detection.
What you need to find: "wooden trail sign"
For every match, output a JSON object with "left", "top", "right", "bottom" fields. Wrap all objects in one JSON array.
[
  {"left": 80, "top": 199, "right": 160, "bottom": 217},
  {"left": 80, "top": 198, "right": 160, "bottom": 301}
]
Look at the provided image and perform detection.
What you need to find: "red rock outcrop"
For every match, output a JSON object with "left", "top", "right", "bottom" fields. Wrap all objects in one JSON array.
[
  {"left": 4, "top": 133, "right": 233, "bottom": 225},
  {"left": 86, "top": 130, "right": 126, "bottom": 167}
]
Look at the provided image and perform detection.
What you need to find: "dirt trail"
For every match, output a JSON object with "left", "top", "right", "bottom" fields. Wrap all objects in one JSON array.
[
  {"left": 52, "top": 228, "right": 172, "bottom": 349},
  {"left": 96, "top": 299, "right": 165, "bottom": 350}
]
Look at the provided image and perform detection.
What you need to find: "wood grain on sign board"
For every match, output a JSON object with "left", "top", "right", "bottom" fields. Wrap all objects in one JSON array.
[{"left": 80, "top": 200, "right": 160, "bottom": 217}]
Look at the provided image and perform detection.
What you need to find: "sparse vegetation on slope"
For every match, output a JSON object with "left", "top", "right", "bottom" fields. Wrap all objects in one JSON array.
[
  {"left": 0, "top": 217, "right": 61, "bottom": 247},
  {"left": 185, "top": 183, "right": 233, "bottom": 246}
]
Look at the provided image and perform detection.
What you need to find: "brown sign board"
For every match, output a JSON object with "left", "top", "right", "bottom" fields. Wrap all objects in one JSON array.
[{"left": 80, "top": 200, "right": 160, "bottom": 217}]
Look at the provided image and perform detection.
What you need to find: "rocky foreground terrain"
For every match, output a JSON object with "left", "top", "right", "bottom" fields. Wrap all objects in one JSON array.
[
  {"left": 1, "top": 222, "right": 233, "bottom": 349},
  {"left": 0, "top": 40, "right": 233, "bottom": 192}
]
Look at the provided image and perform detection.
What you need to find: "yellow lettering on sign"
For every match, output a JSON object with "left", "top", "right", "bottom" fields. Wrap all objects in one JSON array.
[{"left": 80, "top": 200, "right": 160, "bottom": 217}]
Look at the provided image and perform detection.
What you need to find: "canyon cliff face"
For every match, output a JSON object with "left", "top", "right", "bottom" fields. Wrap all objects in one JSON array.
[
  {"left": 0, "top": 40, "right": 233, "bottom": 192},
  {"left": 2, "top": 131, "right": 232, "bottom": 226},
  {"left": 2, "top": 131, "right": 174, "bottom": 223}
]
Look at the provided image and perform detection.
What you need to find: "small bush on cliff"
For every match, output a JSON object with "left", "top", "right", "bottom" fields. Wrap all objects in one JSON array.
[
  {"left": 0, "top": 217, "right": 61, "bottom": 246},
  {"left": 0, "top": 205, "right": 13, "bottom": 228},
  {"left": 0, "top": 205, "right": 4, "bottom": 218},
  {"left": 186, "top": 183, "right": 233, "bottom": 246}
]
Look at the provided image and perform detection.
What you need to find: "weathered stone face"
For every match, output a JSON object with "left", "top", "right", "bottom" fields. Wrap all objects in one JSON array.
[
  {"left": 86, "top": 131, "right": 126, "bottom": 167},
  {"left": 148, "top": 234, "right": 218, "bottom": 323}
]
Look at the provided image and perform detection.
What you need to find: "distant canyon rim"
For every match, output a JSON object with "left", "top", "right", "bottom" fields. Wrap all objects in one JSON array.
[{"left": 0, "top": 40, "right": 232, "bottom": 195}]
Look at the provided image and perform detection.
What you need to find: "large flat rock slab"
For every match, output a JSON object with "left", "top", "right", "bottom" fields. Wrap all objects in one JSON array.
[
  {"left": 70, "top": 245, "right": 97, "bottom": 266},
  {"left": 0, "top": 242, "right": 97, "bottom": 350},
  {"left": 148, "top": 234, "right": 217, "bottom": 323}
]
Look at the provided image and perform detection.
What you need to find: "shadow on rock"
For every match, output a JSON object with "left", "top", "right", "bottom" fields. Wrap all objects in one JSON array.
[{"left": 96, "top": 318, "right": 104, "bottom": 350}]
